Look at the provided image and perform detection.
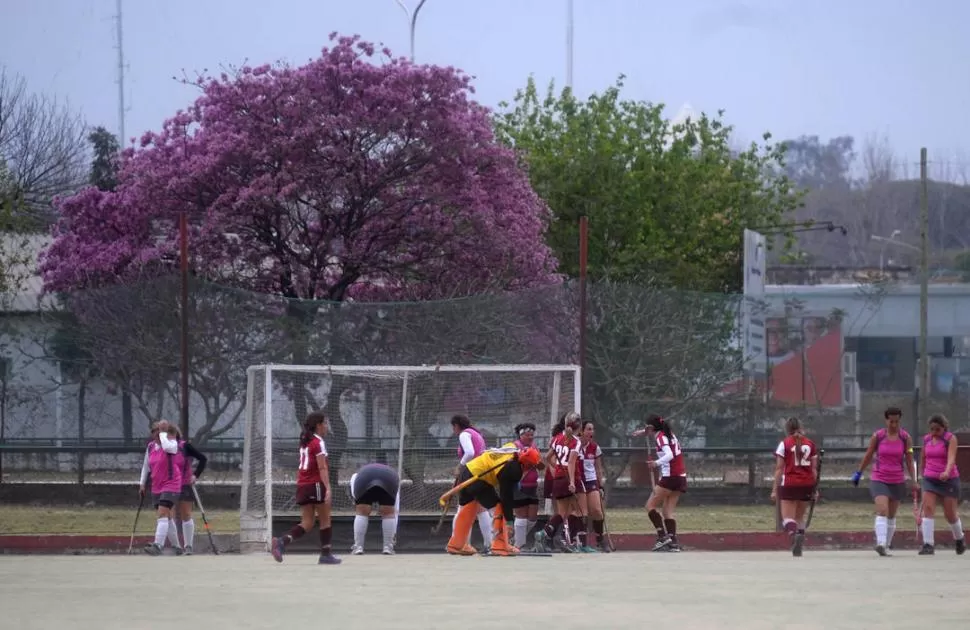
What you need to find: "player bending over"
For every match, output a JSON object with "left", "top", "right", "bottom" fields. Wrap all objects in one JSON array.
[
  {"left": 271, "top": 412, "right": 341, "bottom": 565},
  {"left": 534, "top": 412, "right": 587, "bottom": 553},
  {"left": 169, "top": 426, "right": 208, "bottom": 555},
  {"left": 917, "top": 414, "right": 965, "bottom": 555},
  {"left": 446, "top": 443, "right": 542, "bottom": 556},
  {"left": 350, "top": 462, "right": 401, "bottom": 555},
  {"left": 851, "top": 406, "right": 917, "bottom": 556},
  {"left": 771, "top": 417, "right": 819, "bottom": 557},
  {"left": 511, "top": 423, "right": 543, "bottom": 549},
  {"left": 634, "top": 414, "right": 687, "bottom": 552},
  {"left": 139, "top": 420, "right": 182, "bottom": 556}
]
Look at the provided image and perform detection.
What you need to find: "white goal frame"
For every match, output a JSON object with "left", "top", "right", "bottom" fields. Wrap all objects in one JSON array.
[{"left": 239, "top": 363, "right": 582, "bottom": 552}]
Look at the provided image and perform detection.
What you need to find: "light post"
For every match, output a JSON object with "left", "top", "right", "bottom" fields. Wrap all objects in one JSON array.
[
  {"left": 870, "top": 230, "right": 916, "bottom": 271},
  {"left": 395, "top": 0, "right": 428, "bottom": 62}
]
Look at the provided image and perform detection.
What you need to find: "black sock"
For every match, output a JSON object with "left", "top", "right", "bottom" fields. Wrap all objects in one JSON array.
[
  {"left": 283, "top": 524, "right": 306, "bottom": 546},
  {"left": 544, "top": 514, "right": 563, "bottom": 537},
  {"left": 593, "top": 519, "right": 604, "bottom": 541},
  {"left": 648, "top": 509, "right": 665, "bottom": 536},
  {"left": 664, "top": 518, "right": 677, "bottom": 543},
  {"left": 319, "top": 527, "right": 332, "bottom": 552}
]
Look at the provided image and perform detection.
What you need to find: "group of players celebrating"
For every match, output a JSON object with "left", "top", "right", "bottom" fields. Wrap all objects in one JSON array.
[{"left": 258, "top": 404, "right": 964, "bottom": 564}]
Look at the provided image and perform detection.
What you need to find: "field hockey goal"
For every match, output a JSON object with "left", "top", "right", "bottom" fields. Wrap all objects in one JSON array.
[{"left": 239, "top": 364, "right": 581, "bottom": 552}]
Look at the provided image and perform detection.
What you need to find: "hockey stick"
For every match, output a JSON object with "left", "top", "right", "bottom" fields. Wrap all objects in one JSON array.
[
  {"left": 127, "top": 493, "right": 145, "bottom": 555},
  {"left": 804, "top": 449, "right": 825, "bottom": 531},
  {"left": 600, "top": 489, "right": 616, "bottom": 552},
  {"left": 191, "top": 485, "right": 219, "bottom": 555},
  {"left": 912, "top": 458, "right": 923, "bottom": 544}
]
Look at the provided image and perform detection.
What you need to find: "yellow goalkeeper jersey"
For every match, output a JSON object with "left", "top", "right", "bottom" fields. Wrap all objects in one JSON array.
[{"left": 465, "top": 442, "right": 517, "bottom": 488}]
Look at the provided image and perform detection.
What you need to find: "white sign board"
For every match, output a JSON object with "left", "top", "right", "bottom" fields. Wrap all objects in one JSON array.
[{"left": 742, "top": 228, "right": 766, "bottom": 376}]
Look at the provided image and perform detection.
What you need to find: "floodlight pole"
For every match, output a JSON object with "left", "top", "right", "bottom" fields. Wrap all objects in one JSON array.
[{"left": 395, "top": 0, "right": 428, "bottom": 62}]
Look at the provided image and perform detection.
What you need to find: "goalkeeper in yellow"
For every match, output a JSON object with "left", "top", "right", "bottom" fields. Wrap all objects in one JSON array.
[{"left": 447, "top": 443, "right": 542, "bottom": 556}]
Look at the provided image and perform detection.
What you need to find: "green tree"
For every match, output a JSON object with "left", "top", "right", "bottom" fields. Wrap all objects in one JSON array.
[
  {"left": 0, "top": 159, "right": 31, "bottom": 305},
  {"left": 495, "top": 76, "right": 802, "bottom": 290},
  {"left": 87, "top": 126, "right": 120, "bottom": 192}
]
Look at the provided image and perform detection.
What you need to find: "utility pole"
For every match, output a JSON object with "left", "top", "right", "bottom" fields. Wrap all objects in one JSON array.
[
  {"left": 918, "top": 147, "right": 929, "bottom": 430},
  {"left": 395, "top": 0, "right": 428, "bottom": 62},
  {"left": 115, "top": 0, "right": 126, "bottom": 144}
]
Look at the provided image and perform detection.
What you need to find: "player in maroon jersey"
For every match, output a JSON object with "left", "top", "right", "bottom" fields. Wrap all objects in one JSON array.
[
  {"left": 771, "top": 417, "right": 819, "bottom": 557},
  {"left": 271, "top": 412, "right": 341, "bottom": 565},
  {"left": 577, "top": 420, "right": 607, "bottom": 552},
  {"left": 633, "top": 414, "right": 687, "bottom": 552},
  {"left": 533, "top": 412, "right": 585, "bottom": 553}
]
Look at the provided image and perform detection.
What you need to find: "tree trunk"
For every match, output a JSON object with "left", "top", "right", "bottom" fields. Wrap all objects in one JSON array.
[
  {"left": 77, "top": 377, "right": 87, "bottom": 486},
  {"left": 121, "top": 382, "right": 133, "bottom": 444}
]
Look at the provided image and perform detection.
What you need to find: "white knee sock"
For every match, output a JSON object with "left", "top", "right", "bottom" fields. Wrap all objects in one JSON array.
[
  {"left": 921, "top": 517, "right": 935, "bottom": 545},
  {"left": 167, "top": 518, "right": 181, "bottom": 548},
  {"left": 353, "top": 515, "right": 368, "bottom": 548},
  {"left": 381, "top": 517, "right": 396, "bottom": 548},
  {"left": 874, "top": 515, "right": 888, "bottom": 546},
  {"left": 182, "top": 519, "right": 195, "bottom": 548},
  {"left": 154, "top": 517, "right": 169, "bottom": 547},
  {"left": 886, "top": 518, "right": 897, "bottom": 546},
  {"left": 514, "top": 517, "right": 528, "bottom": 547},
  {"left": 950, "top": 518, "right": 964, "bottom": 541},
  {"left": 477, "top": 511, "right": 492, "bottom": 546}
]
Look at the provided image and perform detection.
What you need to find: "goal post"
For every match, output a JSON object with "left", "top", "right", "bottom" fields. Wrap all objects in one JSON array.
[{"left": 239, "top": 363, "right": 581, "bottom": 553}]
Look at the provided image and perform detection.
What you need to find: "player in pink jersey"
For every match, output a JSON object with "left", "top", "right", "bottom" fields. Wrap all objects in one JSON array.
[
  {"left": 634, "top": 414, "right": 687, "bottom": 552},
  {"left": 577, "top": 420, "right": 607, "bottom": 552},
  {"left": 534, "top": 412, "right": 585, "bottom": 553},
  {"left": 917, "top": 414, "right": 965, "bottom": 555},
  {"left": 772, "top": 417, "right": 819, "bottom": 557},
  {"left": 271, "top": 412, "right": 341, "bottom": 565},
  {"left": 851, "top": 407, "right": 917, "bottom": 556},
  {"left": 138, "top": 420, "right": 182, "bottom": 556},
  {"left": 511, "top": 422, "right": 544, "bottom": 549},
  {"left": 168, "top": 426, "right": 208, "bottom": 556},
  {"left": 450, "top": 414, "right": 492, "bottom": 553}
]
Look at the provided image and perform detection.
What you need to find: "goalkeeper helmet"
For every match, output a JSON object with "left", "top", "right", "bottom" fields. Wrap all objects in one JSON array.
[{"left": 517, "top": 446, "right": 541, "bottom": 469}]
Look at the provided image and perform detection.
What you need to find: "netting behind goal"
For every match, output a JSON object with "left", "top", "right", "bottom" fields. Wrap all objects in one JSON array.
[{"left": 239, "top": 364, "right": 580, "bottom": 552}]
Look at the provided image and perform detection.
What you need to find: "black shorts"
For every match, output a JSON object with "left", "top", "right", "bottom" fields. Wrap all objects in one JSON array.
[
  {"left": 179, "top": 484, "right": 195, "bottom": 502},
  {"left": 778, "top": 485, "right": 814, "bottom": 502},
  {"left": 513, "top": 485, "right": 539, "bottom": 508},
  {"left": 152, "top": 491, "right": 180, "bottom": 509},
  {"left": 356, "top": 487, "right": 395, "bottom": 507},
  {"left": 657, "top": 476, "right": 688, "bottom": 493},
  {"left": 551, "top": 476, "right": 575, "bottom": 500},
  {"left": 456, "top": 465, "right": 500, "bottom": 510},
  {"left": 295, "top": 482, "right": 327, "bottom": 505}
]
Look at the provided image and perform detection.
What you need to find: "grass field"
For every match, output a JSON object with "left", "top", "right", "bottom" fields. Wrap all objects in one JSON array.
[{"left": 3, "top": 502, "right": 969, "bottom": 536}]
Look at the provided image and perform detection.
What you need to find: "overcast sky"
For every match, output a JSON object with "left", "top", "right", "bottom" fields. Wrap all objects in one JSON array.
[{"left": 2, "top": 0, "right": 968, "bottom": 165}]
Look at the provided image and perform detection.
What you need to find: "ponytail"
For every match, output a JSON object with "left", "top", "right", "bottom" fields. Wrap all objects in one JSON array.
[{"left": 300, "top": 411, "right": 328, "bottom": 447}]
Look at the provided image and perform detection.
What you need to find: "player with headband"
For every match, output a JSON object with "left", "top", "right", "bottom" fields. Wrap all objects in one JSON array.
[
  {"left": 446, "top": 443, "right": 543, "bottom": 556},
  {"left": 349, "top": 462, "right": 401, "bottom": 555},
  {"left": 511, "top": 422, "right": 543, "bottom": 548}
]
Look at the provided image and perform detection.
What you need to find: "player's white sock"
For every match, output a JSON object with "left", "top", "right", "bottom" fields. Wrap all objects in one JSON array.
[
  {"left": 921, "top": 517, "right": 935, "bottom": 545},
  {"left": 182, "top": 519, "right": 195, "bottom": 548},
  {"left": 353, "top": 515, "right": 368, "bottom": 548},
  {"left": 886, "top": 518, "right": 896, "bottom": 546},
  {"left": 154, "top": 517, "right": 169, "bottom": 547},
  {"left": 874, "top": 515, "right": 888, "bottom": 546},
  {"left": 949, "top": 518, "right": 964, "bottom": 541},
  {"left": 381, "top": 517, "right": 395, "bottom": 548},
  {"left": 167, "top": 518, "right": 181, "bottom": 548},
  {"left": 477, "top": 510, "right": 492, "bottom": 546},
  {"left": 514, "top": 517, "right": 528, "bottom": 547}
]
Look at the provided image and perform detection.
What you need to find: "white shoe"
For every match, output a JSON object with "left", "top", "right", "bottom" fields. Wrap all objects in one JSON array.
[
  {"left": 351, "top": 545, "right": 364, "bottom": 555},
  {"left": 382, "top": 544, "right": 395, "bottom": 555}
]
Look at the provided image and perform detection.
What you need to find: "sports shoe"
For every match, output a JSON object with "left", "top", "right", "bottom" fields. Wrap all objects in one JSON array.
[
  {"left": 598, "top": 538, "right": 612, "bottom": 553},
  {"left": 667, "top": 543, "right": 682, "bottom": 553},
  {"left": 792, "top": 533, "right": 804, "bottom": 557},
  {"left": 652, "top": 536, "right": 671, "bottom": 552},
  {"left": 351, "top": 545, "right": 364, "bottom": 555},
  {"left": 956, "top": 538, "right": 966, "bottom": 555},
  {"left": 318, "top": 552, "right": 342, "bottom": 565},
  {"left": 183, "top": 546, "right": 193, "bottom": 556},
  {"left": 532, "top": 530, "right": 552, "bottom": 553},
  {"left": 270, "top": 537, "right": 284, "bottom": 563},
  {"left": 143, "top": 542, "right": 162, "bottom": 556},
  {"left": 919, "top": 543, "right": 935, "bottom": 555},
  {"left": 579, "top": 545, "right": 599, "bottom": 553},
  {"left": 875, "top": 544, "right": 888, "bottom": 557},
  {"left": 382, "top": 544, "right": 395, "bottom": 555}
]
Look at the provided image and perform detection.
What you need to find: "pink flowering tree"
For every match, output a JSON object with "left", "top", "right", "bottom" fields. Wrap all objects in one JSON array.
[{"left": 39, "top": 34, "right": 561, "bottom": 448}]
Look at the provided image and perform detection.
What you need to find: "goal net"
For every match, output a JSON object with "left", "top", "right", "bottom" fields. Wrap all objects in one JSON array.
[{"left": 239, "top": 364, "right": 581, "bottom": 552}]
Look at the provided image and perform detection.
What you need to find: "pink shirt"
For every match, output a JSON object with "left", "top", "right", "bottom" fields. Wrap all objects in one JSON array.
[
  {"left": 923, "top": 432, "right": 958, "bottom": 480},
  {"left": 144, "top": 433, "right": 182, "bottom": 494},
  {"left": 871, "top": 429, "right": 909, "bottom": 484},
  {"left": 457, "top": 428, "right": 486, "bottom": 464}
]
